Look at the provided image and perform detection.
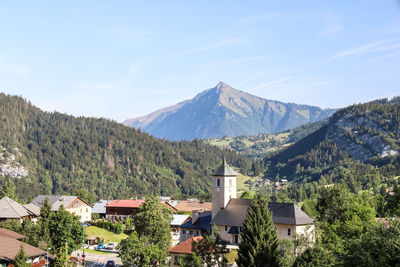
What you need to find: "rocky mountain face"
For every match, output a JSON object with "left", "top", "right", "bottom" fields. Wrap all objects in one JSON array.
[
  {"left": 124, "top": 82, "right": 336, "bottom": 140},
  {"left": 326, "top": 112, "right": 399, "bottom": 162},
  {"left": 265, "top": 97, "right": 400, "bottom": 185}
]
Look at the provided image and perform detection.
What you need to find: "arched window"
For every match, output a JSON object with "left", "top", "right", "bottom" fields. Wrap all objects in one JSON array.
[
  {"left": 217, "top": 179, "right": 220, "bottom": 187},
  {"left": 288, "top": 227, "right": 291, "bottom": 236}
]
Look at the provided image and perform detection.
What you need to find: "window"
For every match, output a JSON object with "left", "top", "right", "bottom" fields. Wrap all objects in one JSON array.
[
  {"left": 225, "top": 226, "right": 228, "bottom": 231},
  {"left": 288, "top": 227, "right": 291, "bottom": 236},
  {"left": 234, "top": 235, "right": 239, "bottom": 244},
  {"left": 190, "top": 231, "right": 193, "bottom": 235},
  {"left": 217, "top": 179, "right": 220, "bottom": 187},
  {"left": 229, "top": 179, "right": 232, "bottom": 186}
]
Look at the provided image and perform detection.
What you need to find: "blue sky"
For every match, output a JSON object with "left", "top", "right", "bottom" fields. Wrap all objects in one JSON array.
[{"left": 0, "top": 1, "right": 399, "bottom": 122}]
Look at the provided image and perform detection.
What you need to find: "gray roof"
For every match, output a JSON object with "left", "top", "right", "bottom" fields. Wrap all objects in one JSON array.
[
  {"left": 23, "top": 203, "right": 41, "bottom": 217},
  {"left": 212, "top": 199, "right": 314, "bottom": 227},
  {"left": 212, "top": 158, "right": 237, "bottom": 176},
  {"left": 171, "top": 214, "right": 191, "bottom": 226},
  {"left": 92, "top": 200, "right": 110, "bottom": 214},
  {"left": 212, "top": 199, "right": 251, "bottom": 227},
  {"left": 0, "top": 197, "right": 30, "bottom": 219},
  {"left": 180, "top": 211, "right": 212, "bottom": 231},
  {"left": 30, "top": 195, "right": 84, "bottom": 211}
]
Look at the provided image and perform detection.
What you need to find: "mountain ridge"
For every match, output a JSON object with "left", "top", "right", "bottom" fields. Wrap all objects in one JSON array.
[{"left": 124, "top": 82, "right": 336, "bottom": 140}]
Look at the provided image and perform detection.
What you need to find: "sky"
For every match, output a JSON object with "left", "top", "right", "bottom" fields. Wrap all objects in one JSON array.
[{"left": 0, "top": 1, "right": 399, "bottom": 122}]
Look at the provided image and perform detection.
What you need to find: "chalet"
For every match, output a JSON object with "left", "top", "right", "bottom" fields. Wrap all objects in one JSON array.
[
  {"left": 168, "top": 236, "right": 203, "bottom": 267},
  {"left": 105, "top": 199, "right": 145, "bottom": 220},
  {"left": 0, "top": 228, "right": 52, "bottom": 267},
  {"left": 170, "top": 214, "right": 191, "bottom": 245},
  {"left": 30, "top": 195, "right": 92, "bottom": 222},
  {"left": 210, "top": 159, "right": 315, "bottom": 246},
  {"left": 0, "top": 197, "right": 35, "bottom": 223}
]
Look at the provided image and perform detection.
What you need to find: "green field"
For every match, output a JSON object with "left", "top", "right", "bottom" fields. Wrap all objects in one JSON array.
[{"left": 85, "top": 226, "right": 128, "bottom": 243}]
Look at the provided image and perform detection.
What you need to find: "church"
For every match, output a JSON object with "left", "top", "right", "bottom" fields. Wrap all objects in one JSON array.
[{"left": 179, "top": 159, "right": 315, "bottom": 246}]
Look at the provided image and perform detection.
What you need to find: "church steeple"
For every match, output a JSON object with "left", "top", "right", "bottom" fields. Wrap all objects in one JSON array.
[{"left": 211, "top": 158, "right": 237, "bottom": 219}]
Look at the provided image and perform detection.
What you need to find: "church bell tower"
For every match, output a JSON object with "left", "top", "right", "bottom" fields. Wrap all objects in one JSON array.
[{"left": 212, "top": 158, "right": 237, "bottom": 219}]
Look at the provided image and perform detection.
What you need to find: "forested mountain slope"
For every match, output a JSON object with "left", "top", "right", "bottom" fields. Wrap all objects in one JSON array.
[
  {"left": 0, "top": 93, "right": 254, "bottom": 201},
  {"left": 207, "top": 120, "right": 327, "bottom": 159},
  {"left": 263, "top": 97, "right": 400, "bottom": 194}
]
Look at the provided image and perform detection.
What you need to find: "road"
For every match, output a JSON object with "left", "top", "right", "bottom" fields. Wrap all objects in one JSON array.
[{"left": 71, "top": 250, "right": 122, "bottom": 267}]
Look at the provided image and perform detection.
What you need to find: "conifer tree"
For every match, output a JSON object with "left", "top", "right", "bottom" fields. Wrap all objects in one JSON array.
[
  {"left": 237, "top": 195, "right": 279, "bottom": 267},
  {"left": 14, "top": 244, "right": 30, "bottom": 267}
]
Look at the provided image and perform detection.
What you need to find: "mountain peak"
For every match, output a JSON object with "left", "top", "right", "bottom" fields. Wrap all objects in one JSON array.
[{"left": 214, "top": 81, "right": 232, "bottom": 94}]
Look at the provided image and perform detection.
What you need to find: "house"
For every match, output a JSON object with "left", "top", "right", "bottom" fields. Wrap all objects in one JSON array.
[
  {"left": 0, "top": 197, "right": 32, "bottom": 223},
  {"left": 179, "top": 210, "right": 212, "bottom": 242},
  {"left": 0, "top": 228, "right": 52, "bottom": 267},
  {"left": 163, "top": 202, "right": 178, "bottom": 214},
  {"left": 174, "top": 200, "right": 212, "bottom": 213},
  {"left": 105, "top": 199, "right": 145, "bottom": 220},
  {"left": 210, "top": 159, "right": 315, "bottom": 246},
  {"left": 23, "top": 204, "right": 41, "bottom": 223},
  {"left": 86, "top": 236, "right": 101, "bottom": 245},
  {"left": 92, "top": 200, "right": 110, "bottom": 219},
  {"left": 168, "top": 236, "right": 203, "bottom": 267},
  {"left": 30, "top": 195, "right": 92, "bottom": 222},
  {"left": 170, "top": 214, "right": 191, "bottom": 245}
]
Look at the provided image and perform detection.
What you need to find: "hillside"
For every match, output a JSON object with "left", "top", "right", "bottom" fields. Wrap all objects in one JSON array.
[
  {"left": 0, "top": 93, "right": 254, "bottom": 201},
  {"left": 263, "top": 97, "right": 400, "bottom": 196},
  {"left": 124, "top": 82, "right": 335, "bottom": 140},
  {"left": 207, "top": 120, "right": 327, "bottom": 159}
]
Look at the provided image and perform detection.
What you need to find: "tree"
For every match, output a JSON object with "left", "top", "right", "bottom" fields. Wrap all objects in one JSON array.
[
  {"left": 191, "top": 232, "right": 228, "bottom": 267},
  {"left": 344, "top": 219, "right": 400, "bottom": 266},
  {"left": 48, "top": 205, "right": 84, "bottom": 253},
  {"left": 119, "top": 197, "right": 173, "bottom": 266},
  {"left": 119, "top": 232, "right": 165, "bottom": 267},
  {"left": 14, "top": 244, "right": 30, "bottom": 267},
  {"left": 53, "top": 245, "right": 67, "bottom": 267},
  {"left": 133, "top": 196, "right": 173, "bottom": 252},
  {"left": 0, "top": 179, "right": 17, "bottom": 200},
  {"left": 293, "top": 245, "right": 335, "bottom": 267},
  {"left": 237, "top": 195, "right": 279, "bottom": 267}
]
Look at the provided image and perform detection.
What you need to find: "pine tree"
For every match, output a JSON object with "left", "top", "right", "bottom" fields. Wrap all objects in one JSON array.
[
  {"left": 237, "top": 195, "right": 279, "bottom": 267},
  {"left": 0, "top": 179, "right": 18, "bottom": 201},
  {"left": 14, "top": 244, "right": 30, "bottom": 267}
]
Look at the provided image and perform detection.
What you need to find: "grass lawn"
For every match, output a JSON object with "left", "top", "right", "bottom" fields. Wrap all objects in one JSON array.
[
  {"left": 225, "top": 249, "right": 238, "bottom": 264},
  {"left": 85, "top": 226, "right": 128, "bottom": 243},
  {"left": 78, "top": 249, "right": 114, "bottom": 255}
]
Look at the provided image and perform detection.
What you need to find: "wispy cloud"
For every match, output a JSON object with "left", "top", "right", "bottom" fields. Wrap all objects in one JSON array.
[
  {"left": 249, "top": 76, "right": 294, "bottom": 92},
  {"left": 329, "top": 39, "right": 394, "bottom": 60},
  {"left": 183, "top": 38, "right": 244, "bottom": 55},
  {"left": 317, "top": 13, "right": 342, "bottom": 37}
]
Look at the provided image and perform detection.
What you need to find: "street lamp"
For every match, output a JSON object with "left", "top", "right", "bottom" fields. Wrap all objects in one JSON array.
[{"left": 46, "top": 248, "right": 51, "bottom": 267}]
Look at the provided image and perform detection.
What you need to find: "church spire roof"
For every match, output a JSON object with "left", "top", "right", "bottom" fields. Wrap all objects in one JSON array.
[{"left": 212, "top": 157, "right": 237, "bottom": 176}]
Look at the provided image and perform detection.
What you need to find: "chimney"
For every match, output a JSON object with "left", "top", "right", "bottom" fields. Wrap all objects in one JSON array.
[{"left": 192, "top": 210, "right": 199, "bottom": 224}]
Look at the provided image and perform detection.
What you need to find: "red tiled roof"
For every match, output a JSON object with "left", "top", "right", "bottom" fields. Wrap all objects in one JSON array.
[
  {"left": 105, "top": 199, "right": 145, "bottom": 208},
  {"left": 168, "top": 236, "right": 203, "bottom": 254},
  {"left": 174, "top": 201, "right": 212, "bottom": 212}
]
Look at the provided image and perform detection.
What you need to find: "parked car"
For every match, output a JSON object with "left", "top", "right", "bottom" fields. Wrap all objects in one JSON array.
[
  {"left": 107, "top": 242, "right": 116, "bottom": 249},
  {"left": 106, "top": 260, "right": 115, "bottom": 267},
  {"left": 96, "top": 242, "right": 106, "bottom": 249}
]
